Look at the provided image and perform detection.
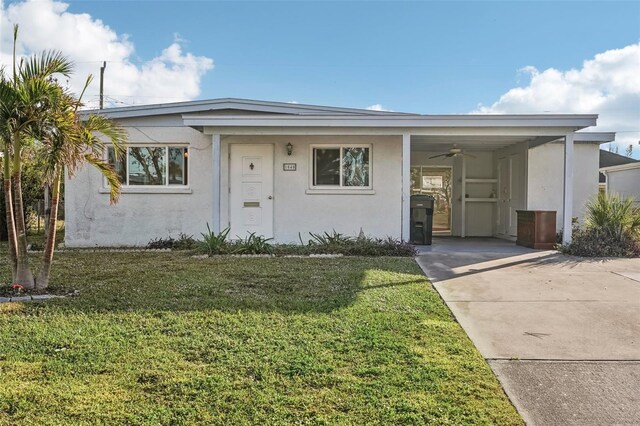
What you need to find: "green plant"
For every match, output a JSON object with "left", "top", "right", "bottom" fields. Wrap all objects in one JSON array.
[
  {"left": 308, "top": 230, "right": 352, "bottom": 246},
  {"left": 173, "top": 233, "right": 196, "bottom": 250},
  {"left": 560, "top": 193, "right": 640, "bottom": 258},
  {"left": 147, "top": 233, "right": 196, "bottom": 250},
  {"left": 199, "top": 224, "right": 230, "bottom": 255},
  {"left": 559, "top": 227, "right": 640, "bottom": 257},
  {"left": 147, "top": 237, "right": 175, "bottom": 249},
  {"left": 233, "top": 232, "right": 274, "bottom": 255},
  {"left": 585, "top": 192, "right": 640, "bottom": 240},
  {"left": 278, "top": 233, "right": 417, "bottom": 257}
]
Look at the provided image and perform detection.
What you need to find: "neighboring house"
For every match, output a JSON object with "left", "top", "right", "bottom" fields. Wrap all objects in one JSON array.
[
  {"left": 599, "top": 150, "right": 639, "bottom": 204},
  {"left": 600, "top": 151, "right": 640, "bottom": 205},
  {"left": 65, "top": 98, "right": 614, "bottom": 247}
]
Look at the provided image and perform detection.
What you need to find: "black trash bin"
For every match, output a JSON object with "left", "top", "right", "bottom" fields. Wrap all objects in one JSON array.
[{"left": 410, "top": 195, "right": 434, "bottom": 245}]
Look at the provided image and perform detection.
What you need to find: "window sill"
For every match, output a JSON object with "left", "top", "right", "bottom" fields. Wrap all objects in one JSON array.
[
  {"left": 99, "top": 187, "right": 193, "bottom": 195},
  {"left": 305, "top": 188, "right": 376, "bottom": 195}
]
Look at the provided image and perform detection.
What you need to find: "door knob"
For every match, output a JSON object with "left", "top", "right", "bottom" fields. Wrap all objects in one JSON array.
[{"left": 268, "top": 196, "right": 273, "bottom": 199}]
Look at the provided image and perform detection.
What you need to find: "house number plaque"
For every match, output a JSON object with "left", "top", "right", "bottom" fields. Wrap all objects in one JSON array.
[{"left": 283, "top": 163, "right": 297, "bottom": 171}]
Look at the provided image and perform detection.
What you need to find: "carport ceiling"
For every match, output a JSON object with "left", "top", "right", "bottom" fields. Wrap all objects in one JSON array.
[{"left": 411, "top": 135, "right": 535, "bottom": 152}]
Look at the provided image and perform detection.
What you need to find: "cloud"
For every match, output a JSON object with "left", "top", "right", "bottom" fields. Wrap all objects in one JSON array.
[
  {"left": 0, "top": 0, "right": 214, "bottom": 108},
  {"left": 476, "top": 43, "right": 640, "bottom": 158},
  {"left": 366, "top": 104, "right": 387, "bottom": 111}
]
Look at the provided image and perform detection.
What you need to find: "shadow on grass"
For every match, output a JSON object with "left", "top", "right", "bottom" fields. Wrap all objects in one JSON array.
[{"left": 0, "top": 250, "right": 430, "bottom": 314}]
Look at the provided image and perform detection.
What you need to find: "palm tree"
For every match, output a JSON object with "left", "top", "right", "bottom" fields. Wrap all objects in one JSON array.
[
  {"left": 1, "top": 24, "right": 126, "bottom": 289},
  {"left": 1, "top": 25, "right": 73, "bottom": 288},
  {"left": 35, "top": 78, "right": 126, "bottom": 289}
]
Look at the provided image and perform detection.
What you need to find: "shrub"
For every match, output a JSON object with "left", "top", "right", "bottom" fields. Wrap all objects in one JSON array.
[
  {"left": 147, "top": 233, "right": 197, "bottom": 250},
  {"left": 307, "top": 230, "right": 352, "bottom": 246},
  {"left": 232, "top": 232, "right": 274, "bottom": 255},
  {"left": 276, "top": 232, "right": 416, "bottom": 257},
  {"left": 585, "top": 192, "right": 640, "bottom": 240},
  {"left": 199, "top": 225, "right": 231, "bottom": 255},
  {"left": 560, "top": 228, "right": 640, "bottom": 257},
  {"left": 147, "top": 237, "right": 175, "bottom": 250},
  {"left": 560, "top": 193, "right": 640, "bottom": 258},
  {"left": 173, "top": 233, "right": 197, "bottom": 250}
]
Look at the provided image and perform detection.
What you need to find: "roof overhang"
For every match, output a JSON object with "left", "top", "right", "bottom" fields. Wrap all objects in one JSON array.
[
  {"left": 183, "top": 114, "right": 597, "bottom": 131},
  {"left": 600, "top": 162, "right": 640, "bottom": 173},
  {"left": 528, "top": 131, "right": 616, "bottom": 148}
]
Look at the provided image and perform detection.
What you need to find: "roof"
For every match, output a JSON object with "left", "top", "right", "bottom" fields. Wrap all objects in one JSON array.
[
  {"left": 80, "top": 98, "right": 417, "bottom": 119},
  {"left": 600, "top": 149, "right": 639, "bottom": 168},
  {"left": 82, "top": 97, "right": 596, "bottom": 125},
  {"left": 599, "top": 150, "right": 638, "bottom": 183}
]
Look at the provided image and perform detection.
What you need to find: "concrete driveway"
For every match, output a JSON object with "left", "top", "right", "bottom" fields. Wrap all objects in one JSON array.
[{"left": 416, "top": 238, "right": 640, "bottom": 426}]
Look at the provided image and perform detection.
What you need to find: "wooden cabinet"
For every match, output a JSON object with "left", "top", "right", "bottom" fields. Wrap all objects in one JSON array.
[{"left": 516, "top": 210, "right": 557, "bottom": 249}]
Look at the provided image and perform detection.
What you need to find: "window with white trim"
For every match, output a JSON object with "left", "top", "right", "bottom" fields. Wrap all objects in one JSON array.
[
  {"left": 311, "top": 145, "right": 371, "bottom": 188},
  {"left": 107, "top": 146, "right": 189, "bottom": 186}
]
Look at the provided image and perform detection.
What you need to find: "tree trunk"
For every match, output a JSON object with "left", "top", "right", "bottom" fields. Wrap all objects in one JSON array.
[
  {"left": 44, "top": 183, "right": 50, "bottom": 235},
  {"left": 36, "top": 172, "right": 60, "bottom": 290},
  {"left": 3, "top": 152, "right": 18, "bottom": 281},
  {"left": 11, "top": 135, "right": 34, "bottom": 289}
]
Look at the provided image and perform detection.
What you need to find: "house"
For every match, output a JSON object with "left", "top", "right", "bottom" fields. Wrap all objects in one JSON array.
[
  {"left": 65, "top": 98, "right": 615, "bottom": 247},
  {"left": 599, "top": 150, "right": 639, "bottom": 205}
]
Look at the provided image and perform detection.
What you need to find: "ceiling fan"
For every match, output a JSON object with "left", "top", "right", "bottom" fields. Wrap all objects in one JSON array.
[{"left": 428, "top": 145, "right": 476, "bottom": 160}]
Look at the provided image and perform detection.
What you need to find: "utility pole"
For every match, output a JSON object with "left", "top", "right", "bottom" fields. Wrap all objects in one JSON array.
[{"left": 99, "top": 61, "right": 106, "bottom": 109}]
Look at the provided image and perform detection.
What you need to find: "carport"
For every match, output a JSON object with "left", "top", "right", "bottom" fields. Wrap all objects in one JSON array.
[{"left": 403, "top": 129, "right": 614, "bottom": 244}]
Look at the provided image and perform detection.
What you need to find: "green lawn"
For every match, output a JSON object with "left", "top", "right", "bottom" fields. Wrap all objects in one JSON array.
[{"left": 0, "top": 246, "right": 522, "bottom": 425}]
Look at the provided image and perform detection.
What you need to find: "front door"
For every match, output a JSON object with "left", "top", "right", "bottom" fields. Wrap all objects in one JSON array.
[{"left": 229, "top": 144, "right": 274, "bottom": 239}]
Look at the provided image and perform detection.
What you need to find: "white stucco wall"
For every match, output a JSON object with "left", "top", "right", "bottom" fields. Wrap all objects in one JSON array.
[
  {"left": 606, "top": 165, "right": 640, "bottom": 206},
  {"left": 526, "top": 142, "right": 600, "bottom": 230},
  {"left": 221, "top": 135, "right": 403, "bottom": 243},
  {"left": 65, "top": 115, "right": 213, "bottom": 247}
]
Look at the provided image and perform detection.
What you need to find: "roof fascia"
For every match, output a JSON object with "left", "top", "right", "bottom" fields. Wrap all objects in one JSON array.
[
  {"left": 195, "top": 126, "right": 584, "bottom": 137},
  {"left": 600, "top": 162, "right": 640, "bottom": 173},
  {"left": 183, "top": 114, "right": 598, "bottom": 130}
]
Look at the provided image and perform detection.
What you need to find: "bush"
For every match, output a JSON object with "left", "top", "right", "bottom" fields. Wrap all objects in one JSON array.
[
  {"left": 232, "top": 232, "right": 274, "bottom": 255},
  {"left": 560, "top": 193, "right": 640, "bottom": 258},
  {"left": 272, "top": 231, "right": 416, "bottom": 257},
  {"left": 192, "top": 227, "right": 416, "bottom": 257},
  {"left": 585, "top": 192, "right": 640, "bottom": 240},
  {"left": 560, "top": 228, "right": 640, "bottom": 257},
  {"left": 199, "top": 225, "right": 230, "bottom": 255},
  {"left": 147, "top": 233, "right": 197, "bottom": 250}
]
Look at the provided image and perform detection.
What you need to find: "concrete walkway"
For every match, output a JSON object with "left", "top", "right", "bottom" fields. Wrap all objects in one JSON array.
[{"left": 416, "top": 238, "right": 640, "bottom": 426}]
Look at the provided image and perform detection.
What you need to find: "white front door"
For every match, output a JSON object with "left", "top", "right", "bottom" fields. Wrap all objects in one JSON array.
[{"left": 229, "top": 144, "right": 274, "bottom": 239}]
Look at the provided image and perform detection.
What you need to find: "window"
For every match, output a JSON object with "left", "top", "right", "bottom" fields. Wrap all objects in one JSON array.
[
  {"left": 312, "top": 145, "right": 370, "bottom": 188},
  {"left": 107, "top": 146, "right": 188, "bottom": 186}
]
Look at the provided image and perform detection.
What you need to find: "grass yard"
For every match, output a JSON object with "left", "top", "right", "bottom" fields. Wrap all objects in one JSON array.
[{"left": 0, "top": 246, "right": 522, "bottom": 425}]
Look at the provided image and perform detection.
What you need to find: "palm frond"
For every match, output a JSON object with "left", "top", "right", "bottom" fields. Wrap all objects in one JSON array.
[
  {"left": 83, "top": 153, "right": 122, "bottom": 203},
  {"left": 19, "top": 50, "right": 73, "bottom": 81}
]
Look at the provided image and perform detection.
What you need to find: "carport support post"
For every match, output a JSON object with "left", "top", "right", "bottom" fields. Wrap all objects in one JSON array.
[
  {"left": 212, "top": 133, "right": 221, "bottom": 234},
  {"left": 562, "top": 133, "right": 574, "bottom": 244},
  {"left": 402, "top": 133, "right": 411, "bottom": 242}
]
